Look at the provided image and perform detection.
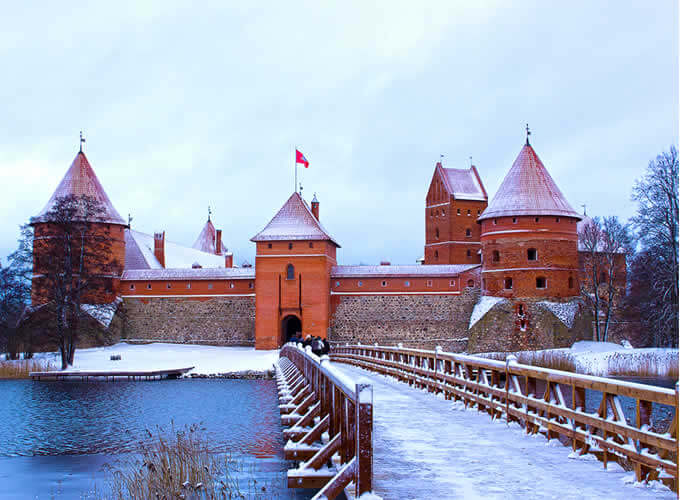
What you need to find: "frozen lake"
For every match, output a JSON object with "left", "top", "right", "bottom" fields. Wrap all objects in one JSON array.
[{"left": 0, "top": 378, "right": 314, "bottom": 499}]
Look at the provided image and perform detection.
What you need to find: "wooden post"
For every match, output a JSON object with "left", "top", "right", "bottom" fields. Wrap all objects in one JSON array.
[{"left": 355, "top": 383, "right": 373, "bottom": 497}]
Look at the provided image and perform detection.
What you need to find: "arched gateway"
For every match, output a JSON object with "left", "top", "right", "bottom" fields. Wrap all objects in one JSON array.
[{"left": 281, "top": 315, "right": 302, "bottom": 344}]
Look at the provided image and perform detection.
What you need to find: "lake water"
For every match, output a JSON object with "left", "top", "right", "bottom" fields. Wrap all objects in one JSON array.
[{"left": 0, "top": 378, "right": 315, "bottom": 499}]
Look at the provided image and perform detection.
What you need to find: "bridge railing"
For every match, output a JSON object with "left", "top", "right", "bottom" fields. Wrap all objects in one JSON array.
[
  {"left": 331, "top": 343, "right": 679, "bottom": 491},
  {"left": 278, "top": 343, "right": 372, "bottom": 499}
]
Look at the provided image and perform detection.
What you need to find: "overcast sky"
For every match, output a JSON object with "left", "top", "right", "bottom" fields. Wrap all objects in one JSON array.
[{"left": 0, "top": 1, "right": 677, "bottom": 267}]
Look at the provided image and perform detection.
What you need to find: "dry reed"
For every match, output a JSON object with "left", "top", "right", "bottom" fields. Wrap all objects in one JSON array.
[
  {"left": 104, "top": 424, "right": 278, "bottom": 500},
  {"left": 0, "top": 358, "right": 55, "bottom": 379}
]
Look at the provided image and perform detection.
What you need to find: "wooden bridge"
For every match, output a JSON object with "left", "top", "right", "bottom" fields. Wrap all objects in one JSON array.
[
  {"left": 328, "top": 344, "right": 678, "bottom": 498},
  {"left": 276, "top": 344, "right": 372, "bottom": 499}
]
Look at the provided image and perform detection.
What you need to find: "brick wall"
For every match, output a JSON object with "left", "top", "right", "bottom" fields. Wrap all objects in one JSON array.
[
  {"left": 122, "top": 296, "right": 255, "bottom": 345},
  {"left": 329, "top": 288, "right": 479, "bottom": 352}
]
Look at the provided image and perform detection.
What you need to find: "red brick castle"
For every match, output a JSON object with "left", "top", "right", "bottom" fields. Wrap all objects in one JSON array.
[{"left": 31, "top": 133, "right": 610, "bottom": 352}]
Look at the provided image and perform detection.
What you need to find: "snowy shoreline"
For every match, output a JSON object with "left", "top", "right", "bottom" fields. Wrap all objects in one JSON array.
[{"left": 2, "top": 342, "right": 280, "bottom": 379}]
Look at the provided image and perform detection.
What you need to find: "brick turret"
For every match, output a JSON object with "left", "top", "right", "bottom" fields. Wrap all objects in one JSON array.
[
  {"left": 424, "top": 162, "right": 488, "bottom": 265},
  {"left": 31, "top": 150, "right": 127, "bottom": 305},
  {"left": 154, "top": 232, "right": 166, "bottom": 268},
  {"left": 478, "top": 140, "right": 581, "bottom": 298}
]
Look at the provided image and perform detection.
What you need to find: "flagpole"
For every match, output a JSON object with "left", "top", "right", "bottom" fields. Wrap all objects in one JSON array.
[{"left": 294, "top": 148, "right": 298, "bottom": 194}]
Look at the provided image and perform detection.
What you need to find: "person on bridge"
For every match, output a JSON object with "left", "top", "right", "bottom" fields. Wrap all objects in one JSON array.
[{"left": 311, "top": 336, "right": 325, "bottom": 357}]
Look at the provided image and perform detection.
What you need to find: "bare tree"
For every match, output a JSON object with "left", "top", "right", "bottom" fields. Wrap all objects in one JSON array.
[
  {"left": 14, "top": 195, "right": 122, "bottom": 369},
  {"left": 579, "top": 216, "right": 630, "bottom": 342},
  {"left": 0, "top": 260, "right": 30, "bottom": 358},
  {"left": 630, "top": 146, "right": 679, "bottom": 347}
]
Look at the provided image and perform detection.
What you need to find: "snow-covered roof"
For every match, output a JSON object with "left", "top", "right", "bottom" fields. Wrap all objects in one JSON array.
[
  {"left": 35, "top": 152, "right": 126, "bottom": 225},
  {"left": 331, "top": 264, "right": 479, "bottom": 278},
  {"left": 124, "top": 229, "right": 227, "bottom": 270},
  {"left": 440, "top": 164, "right": 487, "bottom": 201},
  {"left": 478, "top": 144, "right": 581, "bottom": 221},
  {"left": 121, "top": 267, "right": 255, "bottom": 281},
  {"left": 251, "top": 192, "right": 340, "bottom": 247},
  {"left": 192, "top": 219, "right": 229, "bottom": 255}
]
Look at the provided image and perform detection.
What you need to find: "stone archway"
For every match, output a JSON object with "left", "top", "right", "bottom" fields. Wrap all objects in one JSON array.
[{"left": 281, "top": 315, "right": 302, "bottom": 345}]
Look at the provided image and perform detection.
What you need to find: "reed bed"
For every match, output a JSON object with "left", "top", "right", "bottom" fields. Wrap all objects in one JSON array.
[
  {"left": 0, "top": 358, "right": 55, "bottom": 379},
  {"left": 104, "top": 424, "right": 278, "bottom": 500},
  {"left": 476, "top": 348, "right": 679, "bottom": 379}
]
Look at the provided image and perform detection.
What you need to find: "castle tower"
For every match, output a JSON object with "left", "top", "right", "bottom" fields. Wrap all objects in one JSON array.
[
  {"left": 478, "top": 138, "right": 581, "bottom": 298},
  {"left": 251, "top": 192, "right": 339, "bottom": 349},
  {"left": 424, "top": 162, "right": 488, "bottom": 264},
  {"left": 31, "top": 149, "right": 127, "bottom": 304}
]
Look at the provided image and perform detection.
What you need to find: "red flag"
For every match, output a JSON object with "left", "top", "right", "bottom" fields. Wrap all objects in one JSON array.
[{"left": 295, "top": 149, "right": 309, "bottom": 168}]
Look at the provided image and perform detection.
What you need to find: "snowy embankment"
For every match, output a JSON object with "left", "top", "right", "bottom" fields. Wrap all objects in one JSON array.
[
  {"left": 478, "top": 341, "right": 678, "bottom": 378},
  {"left": 29, "top": 342, "right": 279, "bottom": 378}
]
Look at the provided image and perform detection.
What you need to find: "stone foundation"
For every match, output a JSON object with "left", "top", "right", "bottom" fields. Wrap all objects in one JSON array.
[
  {"left": 467, "top": 297, "right": 592, "bottom": 353},
  {"left": 122, "top": 297, "right": 255, "bottom": 346},
  {"left": 329, "top": 290, "right": 479, "bottom": 352}
]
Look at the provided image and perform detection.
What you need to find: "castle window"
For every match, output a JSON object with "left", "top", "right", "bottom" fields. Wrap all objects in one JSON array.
[
  {"left": 404, "top": 280, "right": 410, "bottom": 287},
  {"left": 527, "top": 248, "right": 537, "bottom": 261},
  {"left": 130, "top": 284, "right": 135, "bottom": 290},
  {"left": 230, "top": 282, "right": 235, "bottom": 288},
  {"left": 288, "top": 243, "right": 293, "bottom": 250},
  {"left": 600, "top": 271, "right": 607, "bottom": 283},
  {"left": 309, "top": 242, "right": 313, "bottom": 248},
  {"left": 457, "top": 209, "right": 461, "bottom": 215},
  {"left": 208, "top": 283, "right": 213, "bottom": 289},
  {"left": 467, "top": 209, "right": 471, "bottom": 216},
  {"left": 430, "top": 209, "right": 433, "bottom": 217},
  {"left": 166, "top": 283, "right": 171, "bottom": 289},
  {"left": 426, "top": 280, "right": 433, "bottom": 287},
  {"left": 555, "top": 217, "right": 560, "bottom": 222},
  {"left": 492, "top": 250, "right": 500, "bottom": 262},
  {"left": 147, "top": 283, "right": 152, "bottom": 290},
  {"left": 187, "top": 283, "right": 191, "bottom": 289},
  {"left": 536, "top": 276, "right": 547, "bottom": 289},
  {"left": 434, "top": 250, "right": 439, "bottom": 260},
  {"left": 335, "top": 281, "right": 340, "bottom": 287},
  {"left": 450, "top": 280, "right": 456, "bottom": 287},
  {"left": 493, "top": 219, "right": 497, "bottom": 225},
  {"left": 381, "top": 280, "right": 387, "bottom": 287},
  {"left": 466, "top": 249, "right": 471, "bottom": 257},
  {"left": 465, "top": 228, "right": 471, "bottom": 237},
  {"left": 518, "top": 304, "right": 524, "bottom": 316},
  {"left": 249, "top": 282, "right": 254, "bottom": 289},
  {"left": 568, "top": 276, "right": 574, "bottom": 289},
  {"left": 467, "top": 279, "right": 474, "bottom": 287},
  {"left": 435, "top": 227, "right": 439, "bottom": 239},
  {"left": 268, "top": 243, "right": 272, "bottom": 249},
  {"left": 286, "top": 264, "right": 295, "bottom": 280},
  {"left": 477, "top": 210, "right": 480, "bottom": 215},
  {"left": 504, "top": 277, "right": 513, "bottom": 289},
  {"left": 512, "top": 217, "right": 517, "bottom": 224},
  {"left": 535, "top": 217, "right": 540, "bottom": 222},
  {"left": 358, "top": 280, "right": 363, "bottom": 287}
]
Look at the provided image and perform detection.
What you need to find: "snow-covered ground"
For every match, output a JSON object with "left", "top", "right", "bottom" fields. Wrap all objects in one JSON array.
[
  {"left": 333, "top": 362, "right": 676, "bottom": 499},
  {"left": 30, "top": 342, "right": 279, "bottom": 376}
]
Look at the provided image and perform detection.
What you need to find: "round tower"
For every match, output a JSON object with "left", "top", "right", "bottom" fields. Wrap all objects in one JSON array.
[
  {"left": 31, "top": 149, "right": 127, "bottom": 305},
  {"left": 478, "top": 137, "right": 581, "bottom": 299}
]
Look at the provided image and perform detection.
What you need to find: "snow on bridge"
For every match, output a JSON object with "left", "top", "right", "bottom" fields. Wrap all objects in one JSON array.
[{"left": 332, "top": 363, "right": 675, "bottom": 500}]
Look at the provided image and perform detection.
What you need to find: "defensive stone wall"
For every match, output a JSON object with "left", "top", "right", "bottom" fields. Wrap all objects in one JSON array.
[
  {"left": 329, "top": 289, "right": 479, "bottom": 352},
  {"left": 467, "top": 297, "right": 591, "bottom": 353},
  {"left": 122, "top": 297, "right": 255, "bottom": 346}
]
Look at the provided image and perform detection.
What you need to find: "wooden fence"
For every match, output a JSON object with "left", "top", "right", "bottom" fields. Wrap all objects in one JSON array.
[
  {"left": 278, "top": 344, "right": 373, "bottom": 499},
  {"left": 331, "top": 344, "right": 679, "bottom": 493}
]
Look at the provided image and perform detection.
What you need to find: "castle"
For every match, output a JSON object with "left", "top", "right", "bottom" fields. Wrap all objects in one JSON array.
[{"left": 30, "top": 133, "right": 619, "bottom": 352}]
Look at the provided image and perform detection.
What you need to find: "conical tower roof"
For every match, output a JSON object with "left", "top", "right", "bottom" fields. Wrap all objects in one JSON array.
[
  {"left": 192, "top": 218, "right": 228, "bottom": 254},
  {"left": 478, "top": 144, "right": 580, "bottom": 221},
  {"left": 251, "top": 192, "right": 340, "bottom": 247},
  {"left": 35, "top": 151, "right": 125, "bottom": 224}
]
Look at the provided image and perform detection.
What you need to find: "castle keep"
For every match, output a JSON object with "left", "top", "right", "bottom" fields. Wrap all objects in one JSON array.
[{"left": 31, "top": 135, "right": 608, "bottom": 352}]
